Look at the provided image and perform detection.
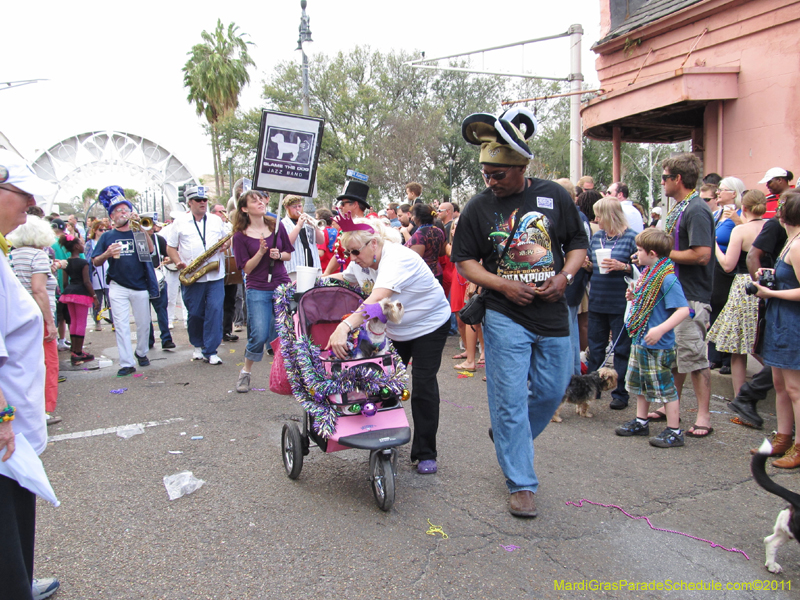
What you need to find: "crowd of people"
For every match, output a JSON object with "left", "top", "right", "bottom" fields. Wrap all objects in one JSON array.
[{"left": 3, "top": 112, "right": 800, "bottom": 597}]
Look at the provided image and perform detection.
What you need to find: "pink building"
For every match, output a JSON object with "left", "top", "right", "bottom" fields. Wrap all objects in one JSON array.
[{"left": 582, "top": 0, "right": 800, "bottom": 187}]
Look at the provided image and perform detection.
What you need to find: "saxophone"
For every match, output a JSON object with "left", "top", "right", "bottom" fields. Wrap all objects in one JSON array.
[{"left": 179, "top": 232, "right": 234, "bottom": 286}]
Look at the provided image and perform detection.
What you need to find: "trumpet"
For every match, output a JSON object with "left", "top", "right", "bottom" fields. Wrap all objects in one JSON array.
[
  {"left": 130, "top": 215, "right": 154, "bottom": 231},
  {"left": 301, "top": 214, "right": 325, "bottom": 228}
]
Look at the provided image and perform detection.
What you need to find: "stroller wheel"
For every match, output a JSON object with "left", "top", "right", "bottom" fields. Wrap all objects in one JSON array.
[
  {"left": 281, "top": 423, "right": 304, "bottom": 479},
  {"left": 370, "top": 451, "right": 396, "bottom": 511}
]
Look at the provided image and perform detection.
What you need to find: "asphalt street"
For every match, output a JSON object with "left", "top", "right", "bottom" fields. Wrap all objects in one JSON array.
[{"left": 33, "top": 322, "right": 797, "bottom": 600}]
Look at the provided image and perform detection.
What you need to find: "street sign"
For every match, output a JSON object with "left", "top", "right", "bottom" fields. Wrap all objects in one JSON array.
[{"left": 346, "top": 169, "right": 369, "bottom": 182}]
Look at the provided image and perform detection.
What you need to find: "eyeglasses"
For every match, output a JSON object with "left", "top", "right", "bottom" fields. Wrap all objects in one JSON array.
[
  {"left": 716, "top": 188, "right": 733, "bottom": 194},
  {"left": 344, "top": 241, "right": 370, "bottom": 257},
  {"left": 481, "top": 169, "right": 512, "bottom": 182},
  {"left": 0, "top": 185, "right": 34, "bottom": 201},
  {"left": 661, "top": 174, "right": 678, "bottom": 182}
]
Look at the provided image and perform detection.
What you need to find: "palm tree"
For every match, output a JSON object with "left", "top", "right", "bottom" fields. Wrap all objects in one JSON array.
[{"left": 183, "top": 19, "right": 255, "bottom": 196}]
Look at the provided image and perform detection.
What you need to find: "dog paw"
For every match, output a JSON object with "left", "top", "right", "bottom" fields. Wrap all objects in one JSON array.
[
  {"left": 765, "top": 561, "right": 783, "bottom": 574},
  {"left": 551, "top": 415, "right": 563, "bottom": 423},
  {"left": 584, "top": 412, "right": 594, "bottom": 418}
]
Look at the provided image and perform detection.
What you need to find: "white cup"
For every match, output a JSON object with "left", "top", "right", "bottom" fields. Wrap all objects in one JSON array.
[
  {"left": 596, "top": 248, "right": 612, "bottom": 274},
  {"left": 295, "top": 265, "right": 319, "bottom": 293},
  {"left": 111, "top": 243, "right": 122, "bottom": 259}
]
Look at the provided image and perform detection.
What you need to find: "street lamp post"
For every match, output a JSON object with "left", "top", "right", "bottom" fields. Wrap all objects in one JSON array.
[{"left": 297, "top": 0, "right": 316, "bottom": 215}]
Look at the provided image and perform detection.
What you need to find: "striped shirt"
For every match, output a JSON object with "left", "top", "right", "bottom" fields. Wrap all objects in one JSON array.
[
  {"left": 588, "top": 228, "right": 638, "bottom": 314},
  {"left": 9, "top": 246, "right": 58, "bottom": 320}
]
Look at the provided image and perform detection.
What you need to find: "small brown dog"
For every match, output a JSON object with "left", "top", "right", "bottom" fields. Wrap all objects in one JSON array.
[{"left": 551, "top": 367, "right": 618, "bottom": 423}]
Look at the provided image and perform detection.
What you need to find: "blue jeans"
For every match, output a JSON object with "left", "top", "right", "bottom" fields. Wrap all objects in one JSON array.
[
  {"left": 244, "top": 289, "right": 275, "bottom": 362},
  {"left": 587, "top": 310, "right": 631, "bottom": 402},
  {"left": 568, "top": 304, "right": 581, "bottom": 376},
  {"left": 483, "top": 309, "right": 571, "bottom": 494},
  {"left": 181, "top": 278, "right": 224, "bottom": 358}
]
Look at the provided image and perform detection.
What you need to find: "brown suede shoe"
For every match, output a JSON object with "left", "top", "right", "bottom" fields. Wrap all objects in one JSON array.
[
  {"left": 751, "top": 433, "right": 793, "bottom": 456},
  {"left": 773, "top": 444, "right": 800, "bottom": 469},
  {"left": 509, "top": 491, "right": 538, "bottom": 518}
]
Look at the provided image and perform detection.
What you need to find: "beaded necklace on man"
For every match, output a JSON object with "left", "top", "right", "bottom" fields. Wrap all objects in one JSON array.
[
  {"left": 664, "top": 190, "right": 699, "bottom": 235},
  {"left": 625, "top": 256, "right": 675, "bottom": 341}
]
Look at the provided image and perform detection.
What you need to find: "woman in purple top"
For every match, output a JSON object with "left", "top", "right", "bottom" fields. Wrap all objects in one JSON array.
[
  {"left": 231, "top": 190, "right": 294, "bottom": 393},
  {"left": 406, "top": 203, "right": 446, "bottom": 285}
]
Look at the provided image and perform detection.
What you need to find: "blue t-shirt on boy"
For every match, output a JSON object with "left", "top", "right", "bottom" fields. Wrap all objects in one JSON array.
[{"left": 633, "top": 273, "right": 688, "bottom": 349}]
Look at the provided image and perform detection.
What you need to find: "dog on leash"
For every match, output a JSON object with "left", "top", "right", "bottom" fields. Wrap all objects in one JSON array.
[
  {"left": 551, "top": 367, "right": 618, "bottom": 423},
  {"left": 347, "top": 299, "right": 404, "bottom": 359},
  {"left": 751, "top": 439, "right": 800, "bottom": 573}
]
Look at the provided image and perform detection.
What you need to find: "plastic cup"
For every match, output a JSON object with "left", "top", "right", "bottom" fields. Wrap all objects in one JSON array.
[
  {"left": 111, "top": 244, "right": 122, "bottom": 259},
  {"left": 596, "top": 248, "right": 612, "bottom": 274},
  {"left": 295, "top": 265, "right": 319, "bottom": 293}
]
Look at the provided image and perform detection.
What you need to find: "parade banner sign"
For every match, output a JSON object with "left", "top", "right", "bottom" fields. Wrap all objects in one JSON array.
[{"left": 252, "top": 110, "right": 325, "bottom": 196}]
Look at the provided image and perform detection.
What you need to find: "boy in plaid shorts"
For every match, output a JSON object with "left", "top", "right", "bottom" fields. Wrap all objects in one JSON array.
[{"left": 615, "top": 229, "right": 690, "bottom": 447}]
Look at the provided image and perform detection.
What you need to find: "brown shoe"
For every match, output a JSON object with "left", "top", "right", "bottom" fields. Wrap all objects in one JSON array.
[
  {"left": 773, "top": 444, "right": 800, "bottom": 469},
  {"left": 509, "top": 490, "right": 538, "bottom": 518},
  {"left": 751, "top": 433, "right": 793, "bottom": 456}
]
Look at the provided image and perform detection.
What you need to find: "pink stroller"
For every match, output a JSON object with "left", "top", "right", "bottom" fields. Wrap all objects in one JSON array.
[{"left": 274, "top": 280, "right": 411, "bottom": 511}]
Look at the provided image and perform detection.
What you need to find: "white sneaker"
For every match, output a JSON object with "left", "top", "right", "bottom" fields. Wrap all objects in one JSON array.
[
  {"left": 192, "top": 348, "right": 204, "bottom": 361},
  {"left": 205, "top": 354, "right": 223, "bottom": 365},
  {"left": 32, "top": 577, "right": 60, "bottom": 600}
]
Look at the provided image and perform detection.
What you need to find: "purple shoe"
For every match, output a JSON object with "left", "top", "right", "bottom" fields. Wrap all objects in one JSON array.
[{"left": 417, "top": 459, "right": 437, "bottom": 474}]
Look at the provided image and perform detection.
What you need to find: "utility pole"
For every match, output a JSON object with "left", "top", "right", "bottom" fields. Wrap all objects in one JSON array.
[
  {"left": 568, "top": 24, "right": 584, "bottom": 183},
  {"left": 297, "top": 0, "right": 316, "bottom": 215}
]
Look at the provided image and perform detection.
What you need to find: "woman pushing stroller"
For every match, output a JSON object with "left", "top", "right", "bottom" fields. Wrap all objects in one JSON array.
[{"left": 327, "top": 215, "right": 451, "bottom": 474}]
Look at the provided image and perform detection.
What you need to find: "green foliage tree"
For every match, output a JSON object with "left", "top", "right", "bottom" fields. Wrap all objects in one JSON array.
[{"left": 183, "top": 19, "right": 255, "bottom": 197}]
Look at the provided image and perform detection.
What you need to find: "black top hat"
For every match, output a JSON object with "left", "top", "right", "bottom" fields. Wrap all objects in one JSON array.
[{"left": 336, "top": 180, "right": 371, "bottom": 209}]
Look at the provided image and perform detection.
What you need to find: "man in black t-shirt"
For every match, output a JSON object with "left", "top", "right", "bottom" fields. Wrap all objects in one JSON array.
[
  {"left": 728, "top": 204, "right": 790, "bottom": 428},
  {"left": 660, "top": 154, "right": 715, "bottom": 438},
  {"left": 451, "top": 109, "right": 588, "bottom": 518}
]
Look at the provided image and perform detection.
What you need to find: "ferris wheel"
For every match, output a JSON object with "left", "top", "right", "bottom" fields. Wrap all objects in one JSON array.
[{"left": 30, "top": 130, "right": 198, "bottom": 217}]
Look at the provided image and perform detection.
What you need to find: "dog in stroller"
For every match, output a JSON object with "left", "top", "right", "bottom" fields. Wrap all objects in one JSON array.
[{"left": 274, "top": 280, "right": 411, "bottom": 511}]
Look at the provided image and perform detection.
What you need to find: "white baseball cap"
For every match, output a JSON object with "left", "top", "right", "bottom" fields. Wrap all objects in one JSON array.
[
  {"left": 652, "top": 206, "right": 662, "bottom": 215},
  {"left": 759, "top": 167, "right": 789, "bottom": 184},
  {"left": 0, "top": 149, "right": 55, "bottom": 196}
]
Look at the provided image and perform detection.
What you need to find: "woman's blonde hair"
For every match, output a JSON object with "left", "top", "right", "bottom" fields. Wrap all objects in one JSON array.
[
  {"left": 593, "top": 197, "right": 629, "bottom": 236},
  {"left": 340, "top": 217, "right": 401, "bottom": 248},
  {"left": 741, "top": 189, "right": 767, "bottom": 217},
  {"left": 7, "top": 215, "right": 56, "bottom": 249}
]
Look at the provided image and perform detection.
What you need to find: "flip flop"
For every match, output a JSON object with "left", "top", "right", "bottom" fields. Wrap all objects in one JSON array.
[
  {"left": 452, "top": 352, "right": 468, "bottom": 360},
  {"left": 477, "top": 358, "right": 485, "bottom": 365},
  {"left": 647, "top": 409, "right": 667, "bottom": 421},
  {"left": 454, "top": 363, "right": 476, "bottom": 372},
  {"left": 686, "top": 425, "right": 714, "bottom": 438}
]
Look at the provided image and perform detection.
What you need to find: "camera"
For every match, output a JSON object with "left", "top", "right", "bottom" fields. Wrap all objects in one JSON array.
[{"left": 745, "top": 270, "right": 776, "bottom": 295}]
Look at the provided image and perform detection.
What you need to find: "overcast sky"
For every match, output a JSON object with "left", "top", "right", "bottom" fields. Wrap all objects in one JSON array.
[{"left": 2, "top": 0, "right": 602, "bottom": 184}]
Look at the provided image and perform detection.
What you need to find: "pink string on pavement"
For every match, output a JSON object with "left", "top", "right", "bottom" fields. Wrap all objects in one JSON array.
[{"left": 565, "top": 499, "right": 749, "bottom": 560}]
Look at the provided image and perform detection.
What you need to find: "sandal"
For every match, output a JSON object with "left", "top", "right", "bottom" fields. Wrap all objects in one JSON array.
[
  {"left": 647, "top": 409, "right": 667, "bottom": 421},
  {"left": 452, "top": 352, "right": 468, "bottom": 360},
  {"left": 454, "top": 362, "right": 476, "bottom": 372},
  {"left": 686, "top": 425, "right": 714, "bottom": 438}
]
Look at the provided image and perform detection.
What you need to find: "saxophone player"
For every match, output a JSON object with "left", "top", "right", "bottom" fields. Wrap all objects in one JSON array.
[
  {"left": 166, "top": 186, "right": 230, "bottom": 365},
  {"left": 92, "top": 186, "right": 159, "bottom": 377}
]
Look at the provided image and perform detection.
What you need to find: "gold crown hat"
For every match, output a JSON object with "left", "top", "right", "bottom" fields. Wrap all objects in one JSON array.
[{"left": 461, "top": 107, "right": 538, "bottom": 166}]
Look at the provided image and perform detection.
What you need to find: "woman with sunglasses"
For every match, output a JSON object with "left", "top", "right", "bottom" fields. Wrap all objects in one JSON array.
[
  {"left": 326, "top": 217, "right": 451, "bottom": 475},
  {"left": 406, "top": 203, "right": 446, "bottom": 285},
  {"left": 707, "top": 176, "right": 746, "bottom": 372},
  {"left": 85, "top": 220, "right": 112, "bottom": 331},
  {"left": 231, "top": 191, "right": 293, "bottom": 393}
]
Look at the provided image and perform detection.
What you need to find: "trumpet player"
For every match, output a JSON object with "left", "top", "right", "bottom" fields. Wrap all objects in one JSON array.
[
  {"left": 92, "top": 186, "right": 158, "bottom": 377},
  {"left": 166, "top": 186, "right": 230, "bottom": 365},
  {"left": 281, "top": 195, "right": 324, "bottom": 282}
]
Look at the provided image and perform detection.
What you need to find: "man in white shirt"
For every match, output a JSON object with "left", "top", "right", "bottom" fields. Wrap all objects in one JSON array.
[
  {"left": 607, "top": 182, "right": 644, "bottom": 233},
  {"left": 167, "top": 186, "right": 230, "bottom": 365},
  {"left": 0, "top": 149, "right": 61, "bottom": 600}
]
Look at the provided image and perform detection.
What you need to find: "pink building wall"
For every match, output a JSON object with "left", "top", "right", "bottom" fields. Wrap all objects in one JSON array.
[{"left": 586, "top": 0, "right": 800, "bottom": 188}]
